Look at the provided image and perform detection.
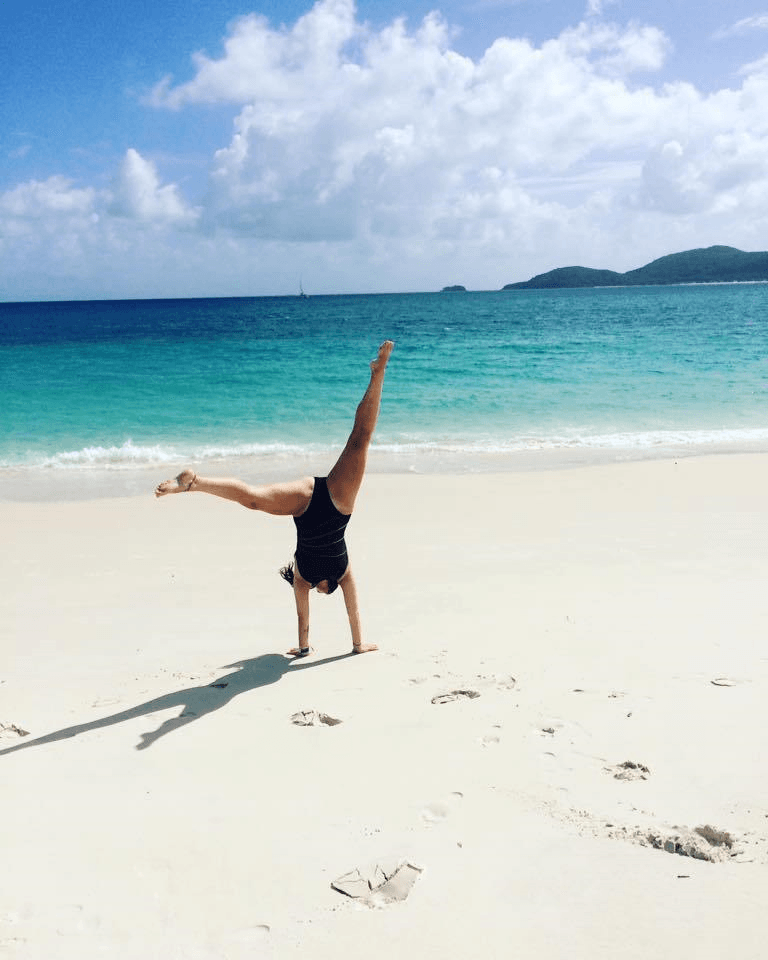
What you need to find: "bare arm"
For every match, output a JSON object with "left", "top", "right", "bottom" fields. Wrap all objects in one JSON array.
[
  {"left": 291, "top": 578, "right": 311, "bottom": 653},
  {"left": 340, "top": 569, "right": 377, "bottom": 654}
]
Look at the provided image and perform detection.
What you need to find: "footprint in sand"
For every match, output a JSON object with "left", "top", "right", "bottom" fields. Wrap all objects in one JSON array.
[
  {"left": 429, "top": 675, "right": 516, "bottom": 705},
  {"left": 290, "top": 710, "right": 342, "bottom": 727},
  {"left": 480, "top": 730, "right": 501, "bottom": 747},
  {"left": 332, "top": 859, "right": 423, "bottom": 906},
  {"left": 606, "top": 760, "right": 650, "bottom": 781},
  {"left": 420, "top": 791, "right": 464, "bottom": 826},
  {"left": 533, "top": 718, "right": 580, "bottom": 743},
  {"left": 536, "top": 720, "right": 563, "bottom": 737},
  {"left": 490, "top": 675, "right": 517, "bottom": 691},
  {"left": 431, "top": 689, "right": 480, "bottom": 705},
  {"left": 0, "top": 722, "right": 29, "bottom": 739}
]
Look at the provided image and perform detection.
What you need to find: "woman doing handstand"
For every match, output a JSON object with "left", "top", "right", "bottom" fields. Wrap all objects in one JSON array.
[{"left": 155, "top": 340, "right": 394, "bottom": 658}]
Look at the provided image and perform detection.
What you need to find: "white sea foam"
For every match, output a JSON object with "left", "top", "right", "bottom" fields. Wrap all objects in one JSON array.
[
  {"left": 14, "top": 438, "right": 330, "bottom": 471},
  {"left": 374, "top": 426, "right": 768, "bottom": 455},
  {"left": 6, "top": 426, "right": 768, "bottom": 473},
  {"left": 39, "top": 440, "right": 177, "bottom": 469}
]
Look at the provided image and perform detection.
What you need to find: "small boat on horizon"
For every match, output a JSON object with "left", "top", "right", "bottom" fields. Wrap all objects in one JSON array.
[{"left": 298, "top": 280, "right": 309, "bottom": 299}]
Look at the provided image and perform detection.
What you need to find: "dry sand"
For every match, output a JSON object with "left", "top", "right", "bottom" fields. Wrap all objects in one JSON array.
[{"left": 2, "top": 455, "right": 767, "bottom": 958}]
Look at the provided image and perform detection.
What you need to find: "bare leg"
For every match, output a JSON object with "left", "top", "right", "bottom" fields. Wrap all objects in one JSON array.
[
  {"left": 327, "top": 340, "right": 394, "bottom": 515},
  {"left": 155, "top": 469, "right": 313, "bottom": 516}
]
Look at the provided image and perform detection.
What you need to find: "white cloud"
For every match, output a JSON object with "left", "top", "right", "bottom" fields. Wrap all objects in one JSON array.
[
  {"left": 0, "top": 176, "right": 96, "bottom": 219},
  {"left": 585, "top": 0, "right": 620, "bottom": 19},
  {"left": 151, "top": 0, "right": 360, "bottom": 109},
  {"left": 108, "top": 149, "right": 199, "bottom": 225},
  {"left": 639, "top": 132, "right": 768, "bottom": 215},
  {"left": 739, "top": 51, "right": 768, "bottom": 76},
  {"left": 0, "top": 152, "right": 197, "bottom": 230},
  {"left": 0, "top": 155, "right": 200, "bottom": 300},
  {"left": 714, "top": 14, "right": 768, "bottom": 40},
  {"left": 560, "top": 21, "right": 671, "bottom": 75},
  {"left": 5, "top": 1, "right": 768, "bottom": 298},
  {"left": 188, "top": 8, "right": 676, "bottom": 247}
]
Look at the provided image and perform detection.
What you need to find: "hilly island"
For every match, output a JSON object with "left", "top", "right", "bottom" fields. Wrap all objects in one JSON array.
[{"left": 503, "top": 246, "right": 768, "bottom": 290}]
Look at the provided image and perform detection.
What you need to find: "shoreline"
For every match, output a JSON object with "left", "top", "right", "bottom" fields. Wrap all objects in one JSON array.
[{"left": 3, "top": 439, "right": 768, "bottom": 502}]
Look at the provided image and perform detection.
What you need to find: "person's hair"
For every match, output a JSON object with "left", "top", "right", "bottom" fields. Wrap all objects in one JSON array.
[{"left": 278, "top": 561, "right": 339, "bottom": 595}]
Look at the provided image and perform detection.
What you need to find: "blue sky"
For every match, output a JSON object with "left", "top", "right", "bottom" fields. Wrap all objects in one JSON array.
[{"left": 2, "top": 0, "right": 768, "bottom": 299}]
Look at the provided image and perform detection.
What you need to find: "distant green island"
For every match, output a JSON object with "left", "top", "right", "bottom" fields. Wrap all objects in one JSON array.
[
  {"left": 502, "top": 246, "right": 768, "bottom": 290},
  {"left": 441, "top": 285, "right": 467, "bottom": 292}
]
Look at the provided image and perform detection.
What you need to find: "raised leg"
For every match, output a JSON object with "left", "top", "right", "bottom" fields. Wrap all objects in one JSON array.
[
  {"left": 155, "top": 469, "right": 313, "bottom": 516},
  {"left": 327, "top": 340, "right": 394, "bottom": 515}
]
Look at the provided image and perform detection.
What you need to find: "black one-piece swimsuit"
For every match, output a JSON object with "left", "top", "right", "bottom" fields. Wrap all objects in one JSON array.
[{"left": 293, "top": 477, "right": 351, "bottom": 585}]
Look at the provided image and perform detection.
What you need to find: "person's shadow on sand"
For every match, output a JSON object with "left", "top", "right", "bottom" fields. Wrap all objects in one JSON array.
[{"left": 0, "top": 653, "right": 353, "bottom": 755}]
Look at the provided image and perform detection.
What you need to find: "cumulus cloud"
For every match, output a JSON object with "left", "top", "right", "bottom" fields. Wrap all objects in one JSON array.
[
  {"left": 5, "top": 0, "right": 768, "bottom": 298},
  {"left": 0, "top": 150, "right": 197, "bottom": 230},
  {"left": 0, "top": 176, "right": 97, "bottom": 220},
  {"left": 639, "top": 132, "right": 768, "bottom": 214},
  {"left": 108, "top": 149, "right": 199, "bottom": 225},
  {"left": 162, "top": 0, "right": 677, "bottom": 246},
  {"left": 150, "top": 0, "right": 360, "bottom": 108},
  {"left": 0, "top": 153, "right": 201, "bottom": 299}
]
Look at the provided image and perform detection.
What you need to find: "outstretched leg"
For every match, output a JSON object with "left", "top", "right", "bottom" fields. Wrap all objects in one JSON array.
[
  {"left": 327, "top": 340, "right": 394, "bottom": 515},
  {"left": 155, "top": 469, "right": 313, "bottom": 516}
]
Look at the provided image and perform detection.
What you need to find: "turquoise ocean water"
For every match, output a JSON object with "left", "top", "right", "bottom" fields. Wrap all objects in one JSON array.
[{"left": 2, "top": 285, "right": 768, "bottom": 499}]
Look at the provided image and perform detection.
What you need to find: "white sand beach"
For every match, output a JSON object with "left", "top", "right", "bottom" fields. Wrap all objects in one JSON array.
[{"left": 2, "top": 455, "right": 767, "bottom": 959}]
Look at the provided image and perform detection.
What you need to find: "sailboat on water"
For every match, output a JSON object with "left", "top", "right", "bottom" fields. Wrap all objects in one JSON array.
[{"left": 298, "top": 279, "right": 309, "bottom": 299}]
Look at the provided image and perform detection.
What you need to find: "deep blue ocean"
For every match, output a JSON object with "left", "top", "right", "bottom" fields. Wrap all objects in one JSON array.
[{"left": 2, "top": 285, "right": 768, "bottom": 498}]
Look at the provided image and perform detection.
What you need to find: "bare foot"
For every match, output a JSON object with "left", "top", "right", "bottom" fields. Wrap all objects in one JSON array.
[
  {"left": 287, "top": 646, "right": 312, "bottom": 658},
  {"left": 370, "top": 340, "right": 394, "bottom": 375},
  {"left": 352, "top": 642, "right": 378, "bottom": 654},
  {"left": 155, "top": 469, "right": 196, "bottom": 497}
]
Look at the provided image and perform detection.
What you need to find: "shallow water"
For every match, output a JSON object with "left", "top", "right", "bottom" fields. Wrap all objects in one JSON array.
[{"left": 2, "top": 284, "right": 767, "bottom": 498}]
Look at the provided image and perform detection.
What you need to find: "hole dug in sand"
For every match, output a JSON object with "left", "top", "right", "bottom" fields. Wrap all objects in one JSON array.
[{"left": 647, "top": 825, "right": 737, "bottom": 862}]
